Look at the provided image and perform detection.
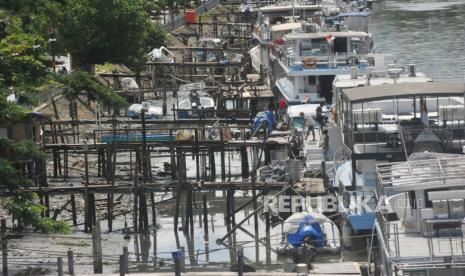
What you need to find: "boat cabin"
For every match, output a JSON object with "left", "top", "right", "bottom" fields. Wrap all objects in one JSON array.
[
  {"left": 374, "top": 153, "right": 465, "bottom": 276},
  {"left": 274, "top": 29, "right": 373, "bottom": 104}
]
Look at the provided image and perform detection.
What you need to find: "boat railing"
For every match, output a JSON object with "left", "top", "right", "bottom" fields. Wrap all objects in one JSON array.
[
  {"left": 275, "top": 45, "right": 369, "bottom": 70},
  {"left": 370, "top": 215, "right": 465, "bottom": 272},
  {"left": 333, "top": 143, "right": 352, "bottom": 172},
  {"left": 376, "top": 155, "right": 465, "bottom": 188}
]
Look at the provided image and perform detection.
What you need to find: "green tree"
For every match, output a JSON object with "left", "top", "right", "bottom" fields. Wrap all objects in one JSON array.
[
  {"left": 59, "top": 0, "right": 155, "bottom": 71},
  {"left": 0, "top": 139, "right": 70, "bottom": 233},
  {"left": 58, "top": 70, "right": 126, "bottom": 107}
]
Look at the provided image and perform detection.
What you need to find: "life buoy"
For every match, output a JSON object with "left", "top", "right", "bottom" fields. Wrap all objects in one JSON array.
[{"left": 303, "top": 56, "right": 317, "bottom": 67}]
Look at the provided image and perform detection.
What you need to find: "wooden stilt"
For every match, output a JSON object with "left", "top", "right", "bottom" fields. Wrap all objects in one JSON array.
[{"left": 70, "top": 194, "right": 77, "bottom": 226}]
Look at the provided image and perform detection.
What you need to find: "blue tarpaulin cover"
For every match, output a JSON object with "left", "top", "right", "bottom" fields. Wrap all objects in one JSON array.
[
  {"left": 251, "top": 110, "right": 275, "bottom": 136},
  {"left": 287, "top": 215, "right": 325, "bottom": 248},
  {"left": 347, "top": 212, "right": 376, "bottom": 232}
]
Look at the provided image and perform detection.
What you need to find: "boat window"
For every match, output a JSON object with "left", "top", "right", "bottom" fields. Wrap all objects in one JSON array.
[
  {"left": 311, "top": 39, "right": 328, "bottom": 56},
  {"left": 333, "top": 37, "right": 347, "bottom": 53},
  {"left": 351, "top": 39, "right": 364, "bottom": 54},
  {"left": 200, "top": 98, "right": 212, "bottom": 106},
  {"left": 308, "top": 76, "right": 316, "bottom": 85},
  {"left": 300, "top": 40, "right": 312, "bottom": 56},
  {"left": 424, "top": 188, "right": 449, "bottom": 209}
]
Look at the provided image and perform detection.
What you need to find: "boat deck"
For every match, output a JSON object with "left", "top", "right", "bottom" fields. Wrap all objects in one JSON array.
[{"left": 385, "top": 221, "right": 465, "bottom": 266}]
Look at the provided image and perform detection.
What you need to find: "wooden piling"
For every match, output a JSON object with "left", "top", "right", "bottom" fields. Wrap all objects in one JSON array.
[
  {"left": 2, "top": 239, "right": 7, "bottom": 276},
  {"left": 84, "top": 147, "right": 90, "bottom": 232},
  {"left": 150, "top": 192, "right": 156, "bottom": 226},
  {"left": 92, "top": 222, "right": 103, "bottom": 273},
  {"left": 67, "top": 250, "right": 74, "bottom": 275},
  {"left": 184, "top": 189, "right": 192, "bottom": 234},
  {"left": 237, "top": 246, "right": 244, "bottom": 276},
  {"left": 138, "top": 186, "right": 149, "bottom": 232},
  {"left": 119, "top": 255, "right": 125, "bottom": 276},
  {"left": 202, "top": 194, "right": 209, "bottom": 241},
  {"left": 209, "top": 148, "right": 216, "bottom": 181},
  {"left": 123, "top": 246, "right": 129, "bottom": 273},
  {"left": 70, "top": 194, "right": 77, "bottom": 226},
  {"left": 57, "top": 257, "right": 63, "bottom": 276},
  {"left": 230, "top": 188, "right": 236, "bottom": 226},
  {"left": 195, "top": 130, "right": 200, "bottom": 181},
  {"left": 240, "top": 146, "right": 249, "bottom": 179},
  {"left": 220, "top": 129, "right": 226, "bottom": 181},
  {"left": 1, "top": 219, "right": 6, "bottom": 234}
]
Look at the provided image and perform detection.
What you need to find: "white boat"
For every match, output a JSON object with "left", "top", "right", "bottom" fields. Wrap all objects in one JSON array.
[
  {"left": 128, "top": 103, "right": 162, "bottom": 119},
  {"left": 277, "top": 211, "right": 340, "bottom": 255},
  {"left": 148, "top": 46, "right": 175, "bottom": 63},
  {"left": 274, "top": 26, "right": 374, "bottom": 105},
  {"left": 120, "top": 78, "right": 139, "bottom": 91},
  {"left": 176, "top": 82, "right": 215, "bottom": 118}
]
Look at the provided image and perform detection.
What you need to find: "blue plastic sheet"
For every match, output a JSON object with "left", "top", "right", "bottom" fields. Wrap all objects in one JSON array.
[
  {"left": 287, "top": 215, "right": 325, "bottom": 248},
  {"left": 251, "top": 110, "right": 275, "bottom": 136}
]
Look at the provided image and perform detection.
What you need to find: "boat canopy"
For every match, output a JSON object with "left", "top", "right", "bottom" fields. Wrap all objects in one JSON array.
[
  {"left": 342, "top": 82, "right": 465, "bottom": 104},
  {"left": 284, "top": 30, "right": 369, "bottom": 40}
]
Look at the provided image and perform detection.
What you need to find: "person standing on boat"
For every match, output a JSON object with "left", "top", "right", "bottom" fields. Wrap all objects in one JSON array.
[
  {"left": 300, "top": 112, "right": 316, "bottom": 141},
  {"left": 320, "top": 129, "right": 330, "bottom": 160},
  {"left": 316, "top": 101, "right": 326, "bottom": 129},
  {"left": 421, "top": 100, "right": 429, "bottom": 127},
  {"left": 278, "top": 98, "right": 287, "bottom": 121}
]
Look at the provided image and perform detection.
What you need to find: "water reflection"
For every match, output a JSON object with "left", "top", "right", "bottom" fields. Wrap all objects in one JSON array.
[{"left": 370, "top": 0, "right": 465, "bottom": 80}]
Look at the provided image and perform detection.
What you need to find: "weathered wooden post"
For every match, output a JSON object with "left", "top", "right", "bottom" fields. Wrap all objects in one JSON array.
[
  {"left": 162, "top": 88, "right": 167, "bottom": 115},
  {"left": 172, "top": 250, "right": 182, "bottom": 276},
  {"left": 2, "top": 239, "right": 7, "bottom": 276},
  {"left": 237, "top": 246, "right": 244, "bottom": 276},
  {"left": 150, "top": 192, "right": 156, "bottom": 227},
  {"left": 70, "top": 194, "right": 77, "bottom": 226},
  {"left": 220, "top": 129, "right": 226, "bottom": 181},
  {"left": 83, "top": 141, "right": 90, "bottom": 233},
  {"left": 119, "top": 255, "right": 125, "bottom": 276},
  {"left": 202, "top": 194, "right": 209, "bottom": 241},
  {"left": 123, "top": 246, "right": 129, "bottom": 273},
  {"left": 92, "top": 222, "right": 103, "bottom": 273},
  {"left": 57, "top": 257, "right": 63, "bottom": 276},
  {"left": 1, "top": 219, "right": 6, "bottom": 234},
  {"left": 240, "top": 145, "right": 249, "bottom": 179},
  {"left": 67, "top": 250, "right": 74, "bottom": 275}
]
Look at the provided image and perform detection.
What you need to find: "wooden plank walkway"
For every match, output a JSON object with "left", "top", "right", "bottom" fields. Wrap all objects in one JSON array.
[
  {"left": 2, "top": 180, "right": 291, "bottom": 196},
  {"left": 105, "top": 262, "right": 361, "bottom": 275}
]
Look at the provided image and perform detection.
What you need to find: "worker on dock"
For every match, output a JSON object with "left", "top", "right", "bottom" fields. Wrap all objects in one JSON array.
[{"left": 300, "top": 112, "right": 316, "bottom": 141}]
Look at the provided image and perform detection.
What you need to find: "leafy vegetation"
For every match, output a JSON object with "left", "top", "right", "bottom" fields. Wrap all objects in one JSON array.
[
  {"left": 2, "top": 194, "right": 71, "bottom": 233},
  {"left": 59, "top": 0, "right": 159, "bottom": 70},
  {"left": 0, "top": 138, "right": 48, "bottom": 161},
  {"left": 0, "top": 96, "right": 29, "bottom": 123},
  {"left": 0, "top": 0, "right": 167, "bottom": 233},
  {"left": 58, "top": 71, "right": 126, "bottom": 107}
]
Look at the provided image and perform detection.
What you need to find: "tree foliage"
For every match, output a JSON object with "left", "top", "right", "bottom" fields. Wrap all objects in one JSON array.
[
  {"left": 58, "top": 71, "right": 126, "bottom": 107},
  {"left": 0, "top": 10, "right": 48, "bottom": 91},
  {"left": 0, "top": 95, "right": 29, "bottom": 123},
  {"left": 0, "top": 138, "right": 47, "bottom": 161},
  {"left": 59, "top": 0, "right": 155, "bottom": 68},
  {"left": 0, "top": 141, "right": 70, "bottom": 233},
  {"left": 0, "top": 0, "right": 165, "bottom": 233}
]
